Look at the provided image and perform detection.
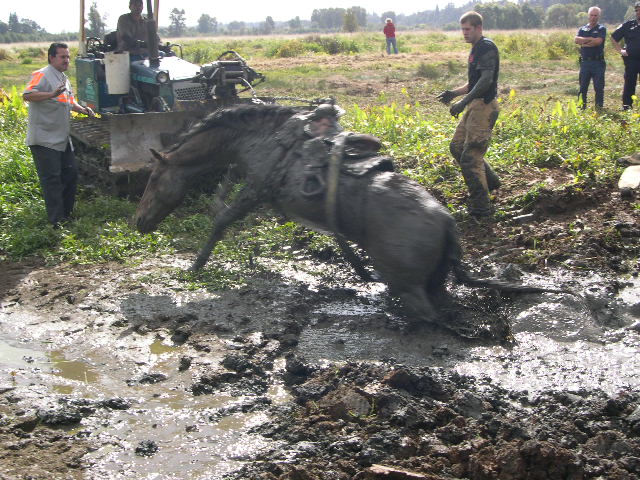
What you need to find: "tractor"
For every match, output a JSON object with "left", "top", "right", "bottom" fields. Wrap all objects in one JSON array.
[{"left": 71, "top": 0, "right": 271, "bottom": 194}]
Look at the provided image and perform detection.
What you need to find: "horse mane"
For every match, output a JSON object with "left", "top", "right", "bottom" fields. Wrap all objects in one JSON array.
[{"left": 166, "top": 103, "right": 304, "bottom": 153}]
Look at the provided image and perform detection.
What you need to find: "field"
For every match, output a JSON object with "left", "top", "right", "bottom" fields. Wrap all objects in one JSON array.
[
  {"left": 1, "top": 29, "right": 638, "bottom": 269},
  {"left": 1, "top": 30, "right": 639, "bottom": 479}
]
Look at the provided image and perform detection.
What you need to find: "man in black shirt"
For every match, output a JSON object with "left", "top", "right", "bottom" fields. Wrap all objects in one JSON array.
[
  {"left": 575, "top": 7, "right": 606, "bottom": 109},
  {"left": 612, "top": 2, "right": 640, "bottom": 109},
  {"left": 437, "top": 11, "right": 500, "bottom": 219}
]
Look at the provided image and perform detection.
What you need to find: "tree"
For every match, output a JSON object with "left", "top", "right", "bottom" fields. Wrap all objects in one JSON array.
[
  {"left": 0, "top": 21, "right": 7, "bottom": 35},
  {"left": 19, "top": 19, "right": 43, "bottom": 34},
  {"left": 381, "top": 11, "right": 396, "bottom": 23},
  {"left": 311, "top": 8, "right": 346, "bottom": 30},
  {"left": 288, "top": 16, "right": 301, "bottom": 30},
  {"left": 265, "top": 16, "right": 275, "bottom": 33},
  {"left": 227, "top": 21, "right": 246, "bottom": 34},
  {"left": 598, "top": 0, "right": 628, "bottom": 23},
  {"left": 197, "top": 14, "right": 217, "bottom": 34},
  {"left": 8, "top": 13, "right": 20, "bottom": 32},
  {"left": 168, "top": 8, "right": 186, "bottom": 37},
  {"left": 521, "top": 3, "right": 543, "bottom": 29},
  {"left": 350, "top": 6, "right": 367, "bottom": 28},
  {"left": 87, "top": 2, "right": 106, "bottom": 38},
  {"left": 499, "top": 3, "right": 522, "bottom": 29},
  {"left": 343, "top": 9, "right": 358, "bottom": 32},
  {"left": 545, "top": 3, "right": 581, "bottom": 28}
]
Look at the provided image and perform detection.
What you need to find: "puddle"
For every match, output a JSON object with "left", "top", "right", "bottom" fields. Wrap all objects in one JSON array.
[
  {"left": 149, "top": 339, "right": 182, "bottom": 355},
  {"left": 84, "top": 404, "right": 274, "bottom": 479},
  {"left": 0, "top": 311, "right": 287, "bottom": 479},
  {"left": 49, "top": 350, "right": 100, "bottom": 384},
  {"left": 0, "top": 339, "right": 47, "bottom": 370},
  {"left": 297, "top": 271, "right": 640, "bottom": 395}
]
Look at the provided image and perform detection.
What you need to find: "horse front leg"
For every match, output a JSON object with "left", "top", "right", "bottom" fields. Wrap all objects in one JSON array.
[{"left": 191, "top": 186, "right": 259, "bottom": 271}]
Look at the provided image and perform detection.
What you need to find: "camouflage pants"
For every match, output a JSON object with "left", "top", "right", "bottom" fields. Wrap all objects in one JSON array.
[{"left": 449, "top": 98, "right": 500, "bottom": 216}]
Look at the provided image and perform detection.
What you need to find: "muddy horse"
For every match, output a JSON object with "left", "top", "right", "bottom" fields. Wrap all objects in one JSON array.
[{"left": 134, "top": 103, "right": 565, "bottom": 324}]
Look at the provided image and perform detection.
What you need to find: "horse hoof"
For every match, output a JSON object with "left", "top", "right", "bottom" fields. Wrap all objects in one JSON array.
[{"left": 189, "top": 262, "right": 204, "bottom": 272}]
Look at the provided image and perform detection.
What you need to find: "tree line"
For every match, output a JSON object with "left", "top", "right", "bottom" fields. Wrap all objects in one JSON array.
[{"left": 1, "top": 0, "right": 637, "bottom": 43}]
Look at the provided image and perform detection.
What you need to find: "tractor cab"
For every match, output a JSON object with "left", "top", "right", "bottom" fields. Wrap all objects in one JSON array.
[{"left": 71, "top": 0, "right": 266, "bottom": 181}]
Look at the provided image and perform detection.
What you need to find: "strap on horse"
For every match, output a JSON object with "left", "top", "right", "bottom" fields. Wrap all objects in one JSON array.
[
  {"left": 325, "top": 133, "right": 346, "bottom": 234},
  {"left": 324, "top": 133, "right": 374, "bottom": 282}
]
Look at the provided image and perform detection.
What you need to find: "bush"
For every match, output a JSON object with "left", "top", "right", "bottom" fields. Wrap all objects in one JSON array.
[
  {"left": 18, "top": 47, "right": 45, "bottom": 60},
  {"left": 417, "top": 62, "right": 440, "bottom": 79},
  {"left": 269, "top": 40, "right": 307, "bottom": 58}
]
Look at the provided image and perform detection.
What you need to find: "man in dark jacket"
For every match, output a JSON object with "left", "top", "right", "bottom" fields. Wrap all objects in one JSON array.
[
  {"left": 436, "top": 11, "right": 501, "bottom": 219},
  {"left": 612, "top": 2, "right": 640, "bottom": 109},
  {"left": 575, "top": 7, "right": 606, "bottom": 109}
]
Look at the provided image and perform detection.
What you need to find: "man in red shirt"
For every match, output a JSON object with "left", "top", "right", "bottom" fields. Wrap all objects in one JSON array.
[{"left": 384, "top": 18, "right": 398, "bottom": 55}]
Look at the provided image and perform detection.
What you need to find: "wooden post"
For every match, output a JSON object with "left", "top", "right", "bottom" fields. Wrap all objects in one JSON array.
[{"left": 79, "top": 0, "right": 86, "bottom": 55}]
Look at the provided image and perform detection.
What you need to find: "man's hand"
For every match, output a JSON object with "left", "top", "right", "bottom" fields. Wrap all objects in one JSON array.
[
  {"left": 52, "top": 84, "right": 67, "bottom": 98},
  {"left": 436, "top": 90, "right": 456, "bottom": 104},
  {"left": 450, "top": 101, "right": 466, "bottom": 117},
  {"left": 621, "top": 48, "right": 629, "bottom": 57},
  {"left": 84, "top": 106, "right": 95, "bottom": 117}
]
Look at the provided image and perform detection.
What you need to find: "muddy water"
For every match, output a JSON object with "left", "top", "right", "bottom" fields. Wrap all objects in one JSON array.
[
  {"left": 296, "top": 270, "right": 640, "bottom": 395},
  {"left": 0, "top": 258, "right": 639, "bottom": 478},
  {"left": 0, "top": 301, "right": 285, "bottom": 479}
]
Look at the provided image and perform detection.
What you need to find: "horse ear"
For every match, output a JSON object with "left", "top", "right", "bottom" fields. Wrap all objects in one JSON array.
[{"left": 150, "top": 148, "right": 167, "bottom": 164}]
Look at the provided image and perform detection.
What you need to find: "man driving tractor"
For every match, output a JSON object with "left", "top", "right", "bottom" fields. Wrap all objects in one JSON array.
[{"left": 116, "top": 0, "right": 158, "bottom": 60}]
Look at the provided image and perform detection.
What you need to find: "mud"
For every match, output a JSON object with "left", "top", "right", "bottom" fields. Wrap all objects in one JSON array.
[{"left": 1, "top": 173, "right": 639, "bottom": 479}]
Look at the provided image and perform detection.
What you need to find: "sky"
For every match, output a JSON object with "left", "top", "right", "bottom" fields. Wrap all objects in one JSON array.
[{"left": 1, "top": 0, "right": 457, "bottom": 33}]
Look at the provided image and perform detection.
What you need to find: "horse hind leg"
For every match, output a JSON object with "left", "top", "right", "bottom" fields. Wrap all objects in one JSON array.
[{"left": 397, "top": 287, "right": 439, "bottom": 324}]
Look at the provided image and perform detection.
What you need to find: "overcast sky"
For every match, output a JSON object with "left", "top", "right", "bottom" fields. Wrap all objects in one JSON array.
[{"left": 1, "top": 1, "right": 457, "bottom": 33}]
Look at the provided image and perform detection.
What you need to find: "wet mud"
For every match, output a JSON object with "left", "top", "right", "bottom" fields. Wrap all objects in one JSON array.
[{"left": 1, "top": 178, "right": 639, "bottom": 479}]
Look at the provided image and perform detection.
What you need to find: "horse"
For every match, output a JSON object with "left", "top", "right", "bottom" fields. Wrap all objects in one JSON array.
[{"left": 134, "top": 103, "right": 565, "bottom": 325}]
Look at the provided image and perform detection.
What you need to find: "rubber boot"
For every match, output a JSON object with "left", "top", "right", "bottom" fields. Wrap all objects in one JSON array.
[
  {"left": 460, "top": 151, "right": 492, "bottom": 217},
  {"left": 484, "top": 161, "right": 501, "bottom": 191}
]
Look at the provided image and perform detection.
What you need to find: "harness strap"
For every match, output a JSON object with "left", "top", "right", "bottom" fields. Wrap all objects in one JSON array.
[{"left": 325, "top": 133, "right": 347, "bottom": 234}]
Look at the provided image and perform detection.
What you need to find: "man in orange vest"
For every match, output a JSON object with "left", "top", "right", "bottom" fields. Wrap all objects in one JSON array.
[{"left": 23, "top": 43, "right": 94, "bottom": 227}]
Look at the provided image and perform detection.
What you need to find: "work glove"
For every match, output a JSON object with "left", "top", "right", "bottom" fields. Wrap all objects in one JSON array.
[
  {"left": 436, "top": 90, "right": 456, "bottom": 104},
  {"left": 450, "top": 100, "right": 466, "bottom": 117}
]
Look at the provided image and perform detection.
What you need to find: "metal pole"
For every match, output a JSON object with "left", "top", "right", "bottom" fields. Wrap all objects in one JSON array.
[{"left": 79, "top": 0, "right": 86, "bottom": 55}]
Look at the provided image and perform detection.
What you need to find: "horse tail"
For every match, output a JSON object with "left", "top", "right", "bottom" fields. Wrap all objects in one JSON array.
[{"left": 451, "top": 258, "right": 573, "bottom": 295}]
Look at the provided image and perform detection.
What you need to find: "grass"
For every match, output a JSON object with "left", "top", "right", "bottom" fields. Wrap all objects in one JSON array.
[{"left": 1, "top": 29, "right": 638, "bottom": 285}]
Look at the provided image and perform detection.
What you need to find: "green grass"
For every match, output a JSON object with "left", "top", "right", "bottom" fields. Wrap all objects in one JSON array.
[{"left": 2, "top": 29, "right": 638, "bottom": 286}]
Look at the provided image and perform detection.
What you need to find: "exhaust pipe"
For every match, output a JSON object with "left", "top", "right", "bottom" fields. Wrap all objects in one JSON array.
[{"left": 145, "top": 0, "right": 160, "bottom": 67}]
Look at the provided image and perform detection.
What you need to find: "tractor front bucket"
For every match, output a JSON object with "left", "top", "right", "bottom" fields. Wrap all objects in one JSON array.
[{"left": 108, "top": 111, "right": 199, "bottom": 173}]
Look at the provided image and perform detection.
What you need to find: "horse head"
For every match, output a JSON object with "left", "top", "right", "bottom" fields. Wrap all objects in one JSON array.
[{"left": 134, "top": 148, "right": 193, "bottom": 233}]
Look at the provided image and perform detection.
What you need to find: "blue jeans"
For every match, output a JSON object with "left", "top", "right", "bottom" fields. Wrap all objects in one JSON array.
[
  {"left": 579, "top": 59, "right": 605, "bottom": 108},
  {"left": 386, "top": 37, "right": 398, "bottom": 55}
]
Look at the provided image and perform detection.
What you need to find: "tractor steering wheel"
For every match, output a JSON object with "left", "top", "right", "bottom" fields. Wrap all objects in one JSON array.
[{"left": 86, "top": 37, "right": 104, "bottom": 54}]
